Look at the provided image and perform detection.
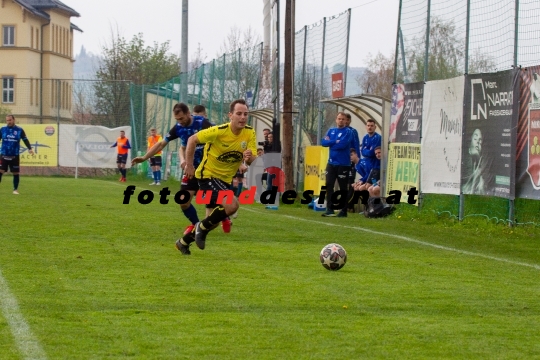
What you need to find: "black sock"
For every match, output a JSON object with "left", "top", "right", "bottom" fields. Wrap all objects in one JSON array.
[
  {"left": 0, "top": 172, "right": 3, "bottom": 182},
  {"left": 13, "top": 174, "right": 19, "bottom": 190},
  {"left": 201, "top": 206, "right": 228, "bottom": 231}
]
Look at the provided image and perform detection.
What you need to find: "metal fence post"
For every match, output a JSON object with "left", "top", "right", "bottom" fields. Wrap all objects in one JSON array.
[
  {"left": 424, "top": 0, "right": 431, "bottom": 82},
  {"left": 393, "top": 0, "right": 403, "bottom": 84},
  {"left": 317, "top": 17, "right": 327, "bottom": 145}
]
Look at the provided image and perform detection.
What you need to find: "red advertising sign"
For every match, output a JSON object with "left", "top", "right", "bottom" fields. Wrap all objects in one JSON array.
[{"left": 332, "top": 72, "right": 344, "bottom": 98}]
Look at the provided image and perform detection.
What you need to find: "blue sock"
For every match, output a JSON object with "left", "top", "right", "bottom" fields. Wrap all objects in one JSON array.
[
  {"left": 182, "top": 204, "right": 199, "bottom": 225},
  {"left": 153, "top": 171, "right": 158, "bottom": 182},
  {"left": 157, "top": 170, "right": 161, "bottom": 182},
  {"left": 236, "top": 183, "right": 243, "bottom": 197},
  {"left": 13, "top": 174, "right": 20, "bottom": 190}
]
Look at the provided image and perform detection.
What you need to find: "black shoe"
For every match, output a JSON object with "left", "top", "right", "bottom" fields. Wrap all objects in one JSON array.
[
  {"left": 321, "top": 211, "right": 336, "bottom": 217},
  {"left": 175, "top": 238, "right": 191, "bottom": 255},
  {"left": 194, "top": 222, "right": 209, "bottom": 250},
  {"left": 337, "top": 210, "right": 347, "bottom": 218}
]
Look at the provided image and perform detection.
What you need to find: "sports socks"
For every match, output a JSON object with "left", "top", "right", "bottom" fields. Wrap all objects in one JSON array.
[
  {"left": 235, "top": 183, "right": 243, "bottom": 197},
  {"left": 13, "top": 174, "right": 19, "bottom": 190},
  {"left": 182, "top": 204, "right": 199, "bottom": 225},
  {"left": 200, "top": 206, "right": 227, "bottom": 231},
  {"left": 0, "top": 172, "right": 3, "bottom": 182}
]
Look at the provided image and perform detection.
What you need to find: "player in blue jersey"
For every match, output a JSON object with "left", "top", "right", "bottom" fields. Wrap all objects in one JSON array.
[
  {"left": 0, "top": 115, "right": 34, "bottom": 194},
  {"left": 321, "top": 112, "right": 353, "bottom": 217},
  {"left": 132, "top": 103, "right": 231, "bottom": 234},
  {"left": 359, "top": 119, "right": 382, "bottom": 185}
]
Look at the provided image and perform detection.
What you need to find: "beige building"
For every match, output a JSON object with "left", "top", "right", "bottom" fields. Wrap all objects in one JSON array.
[{"left": 0, "top": 0, "right": 80, "bottom": 124}]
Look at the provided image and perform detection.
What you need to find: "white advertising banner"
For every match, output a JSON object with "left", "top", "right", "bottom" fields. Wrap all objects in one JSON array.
[
  {"left": 421, "top": 76, "right": 464, "bottom": 194},
  {"left": 59, "top": 125, "right": 132, "bottom": 168}
]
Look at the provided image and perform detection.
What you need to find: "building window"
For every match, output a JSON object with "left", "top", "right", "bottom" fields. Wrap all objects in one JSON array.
[
  {"left": 2, "top": 77, "right": 14, "bottom": 103},
  {"left": 3, "top": 26, "right": 15, "bottom": 46}
]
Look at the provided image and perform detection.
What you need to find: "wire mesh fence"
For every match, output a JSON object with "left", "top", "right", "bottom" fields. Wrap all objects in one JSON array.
[{"left": 393, "top": 0, "right": 540, "bottom": 226}]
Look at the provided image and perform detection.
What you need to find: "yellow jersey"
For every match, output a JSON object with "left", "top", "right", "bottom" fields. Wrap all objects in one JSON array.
[
  {"left": 195, "top": 123, "right": 257, "bottom": 183},
  {"left": 147, "top": 134, "right": 163, "bottom": 156}
]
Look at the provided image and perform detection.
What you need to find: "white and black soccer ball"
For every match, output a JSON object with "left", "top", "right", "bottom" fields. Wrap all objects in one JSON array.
[{"left": 320, "top": 243, "right": 347, "bottom": 271}]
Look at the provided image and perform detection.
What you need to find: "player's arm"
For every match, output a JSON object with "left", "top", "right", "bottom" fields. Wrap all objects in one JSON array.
[
  {"left": 243, "top": 131, "right": 258, "bottom": 165},
  {"left": 131, "top": 139, "right": 168, "bottom": 165},
  {"left": 21, "top": 130, "right": 34, "bottom": 155},
  {"left": 123, "top": 139, "right": 132, "bottom": 149},
  {"left": 184, "top": 134, "right": 201, "bottom": 178},
  {"left": 179, "top": 146, "right": 187, "bottom": 169},
  {"left": 110, "top": 142, "right": 117, "bottom": 148}
]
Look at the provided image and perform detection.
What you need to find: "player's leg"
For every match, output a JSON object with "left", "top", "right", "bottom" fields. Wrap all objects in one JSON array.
[
  {"left": 0, "top": 156, "right": 6, "bottom": 183},
  {"left": 155, "top": 161, "right": 162, "bottom": 185},
  {"left": 193, "top": 178, "right": 239, "bottom": 250},
  {"left": 322, "top": 164, "right": 338, "bottom": 216},
  {"left": 116, "top": 155, "right": 123, "bottom": 181},
  {"left": 11, "top": 157, "right": 20, "bottom": 194},
  {"left": 149, "top": 158, "right": 157, "bottom": 185},
  {"left": 336, "top": 166, "right": 351, "bottom": 217}
]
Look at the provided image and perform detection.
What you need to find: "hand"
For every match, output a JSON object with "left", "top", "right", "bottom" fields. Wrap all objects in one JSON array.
[
  {"left": 243, "top": 149, "right": 253, "bottom": 162},
  {"left": 131, "top": 157, "right": 145, "bottom": 166},
  {"left": 180, "top": 160, "right": 187, "bottom": 170},
  {"left": 28, "top": 149, "right": 34, "bottom": 156},
  {"left": 324, "top": 136, "right": 330, "bottom": 140},
  {"left": 239, "top": 164, "right": 248, "bottom": 174},
  {"left": 184, "top": 164, "right": 195, "bottom": 178}
]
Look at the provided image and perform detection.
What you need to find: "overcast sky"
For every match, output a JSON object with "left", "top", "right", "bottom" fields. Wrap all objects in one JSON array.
[{"left": 71, "top": 0, "right": 399, "bottom": 68}]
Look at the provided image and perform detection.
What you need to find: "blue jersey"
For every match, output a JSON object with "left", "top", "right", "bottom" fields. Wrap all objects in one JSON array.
[
  {"left": 1, "top": 125, "right": 31, "bottom": 156},
  {"left": 321, "top": 126, "right": 352, "bottom": 166},
  {"left": 361, "top": 132, "right": 382, "bottom": 159},
  {"left": 349, "top": 126, "right": 361, "bottom": 156},
  {"left": 165, "top": 116, "right": 213, "bottom": 167}
]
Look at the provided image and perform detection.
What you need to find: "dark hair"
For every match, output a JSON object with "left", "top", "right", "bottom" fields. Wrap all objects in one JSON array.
[
  {"left": 366, "top": 119, "right": 376, "bottom": 125},
  {"left": 374, "top": 146, "right": 381, "bottom": 151},
  {"left": 120, "top": 130, "right": 125, "bottom": 133},
  {"left": 193, "top": 104, "right": 206, "bottom": 113},
  {"left": 6, "top": 114, "right": 14, "bottom": 120},
  {"left": 345, "top": 113, "right": 351, "bottom": 120},
  {"left": 350, "top": 148, "right": 357, "bottom": 154},
  {"left": 337, "top": 111, "right": 349, "bottom": 119},
  {"left": 229, "top": 99, "right": 248, "bottom": 113},
  {"left": 173, "top": 103, "right": 190, "bottom": 115}
]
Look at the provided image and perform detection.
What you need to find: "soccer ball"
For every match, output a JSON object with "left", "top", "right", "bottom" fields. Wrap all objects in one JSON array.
[{"left": 320, "top": 243, "right": 347, "bottom": 271}]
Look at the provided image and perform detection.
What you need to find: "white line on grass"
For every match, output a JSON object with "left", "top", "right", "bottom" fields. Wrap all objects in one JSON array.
[
  {"left": 0, "top": 268, "right": 47, "bottom": 360},
  {"left": 241, "top": 207, "right": 540, "bottom": 271},
  {"left": 103, "top": 181, "right": 540, "bottom": 271}
]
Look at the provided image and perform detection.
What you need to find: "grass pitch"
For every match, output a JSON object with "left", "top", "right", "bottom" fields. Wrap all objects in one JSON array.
[{"left": 1, "top": 176, "right": 540, "bottom": 359}]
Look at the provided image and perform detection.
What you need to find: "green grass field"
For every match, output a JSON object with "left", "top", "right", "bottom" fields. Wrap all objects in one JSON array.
[{"left": 1, "top": 175, "right": 540, "bottom": 359}]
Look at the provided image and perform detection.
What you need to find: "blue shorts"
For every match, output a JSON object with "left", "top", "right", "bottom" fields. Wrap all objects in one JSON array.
[{"left": 116, "top": 154, "right": 128, "bottom": 164}]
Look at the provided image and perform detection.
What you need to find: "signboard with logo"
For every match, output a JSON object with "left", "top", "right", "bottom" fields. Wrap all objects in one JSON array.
[
  {"left": 19, "top": 124, "right": 58, "bottom": 167},
  {"left": 304, "top": 146, "right": 329, "bottom": 195},
  {"left": 331, "top": 72, "right": 344, "bottom": 99},
  {"left": 516, "top": 65, "right": 540, "bottom": 199},
  {"left": 58, "top": 125, "right": 132, "bottom": 168},
  {"left": 421, "top": 76, "right": 464, "bottom": 195},
  {"left": 386, "top": 143, "right": 420, "bottom": 205},
  {"left": 461, "top": 69, "right": 519, "bottom": 199},
  {"left": 389, "top": 82, "right": 424, "bottom": 143}
]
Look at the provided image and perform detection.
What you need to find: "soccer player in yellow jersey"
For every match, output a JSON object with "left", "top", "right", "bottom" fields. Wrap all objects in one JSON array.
[
  {"left": 176, "top": 99, "right": 257, "bottom": 255},
  {"left": 147, "top": 128, "right": 163, "bottom": 185}
]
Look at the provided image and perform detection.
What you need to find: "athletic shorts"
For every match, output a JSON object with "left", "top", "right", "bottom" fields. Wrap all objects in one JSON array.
[
  {"left": 150, "top": 156, "right": 162, "bottom": 167},
  {"left": 198, "top": 178, "right": 233, "bottom": 209},
  {"left": 0, "top": 156, "right": 20, "bottom": 173},
  {"left": 181, "top": 174, "right": 200, "bottom": 191},
  {"left": 116, "top": 154, "right": 128, "bottom": 164}
]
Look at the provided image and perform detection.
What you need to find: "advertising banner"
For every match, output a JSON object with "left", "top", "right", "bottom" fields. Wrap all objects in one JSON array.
[
  {"left": 386, "top": 143, "right": 420, "bottom": 205},
  {"left": 461, "top": 69, "right": 519, "bottom": 199},
  {"left": 516, "top": 65, "right": 540, "bottom": 199},
  {"left": 304, "top": 146, "right": 329, "bottom": 195},
  {"left": 421, "top": 76, "right": 464, "bottom": 195},
  {"left": 59, "top": 125, "right": 131, "bottom": 168},
  {"left": 389, "top": 82, "right": 423, "bottom": 143},
  {"left": 19, "top": 124, "right": 58, "bottom": 167}
]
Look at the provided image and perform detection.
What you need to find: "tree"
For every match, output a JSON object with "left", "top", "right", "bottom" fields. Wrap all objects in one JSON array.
[
  {"left": 357, "top": 52, "right": 394, "bottom": 99},
  {"left": 93, "top": 31, "right": 181, "bottom": 128},
  {"left": 398, "top": 16, "right": 495, "bottom": 83}
]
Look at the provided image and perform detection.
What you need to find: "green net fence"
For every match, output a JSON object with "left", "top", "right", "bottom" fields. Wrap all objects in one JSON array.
[{"left": 394, "top": 0, "right": 540, "bottom": 226}]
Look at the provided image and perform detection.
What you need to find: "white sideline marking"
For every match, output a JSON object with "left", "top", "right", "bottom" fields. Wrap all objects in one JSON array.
[
  {"left": 105, "top": 181, "right": 540, "bottom": 271},
  {"left": 242, "top": 208, "right": 540, "bottom": 271},
  {"left": 0, "top": 268, "right": 47, "bottom": 360}
]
